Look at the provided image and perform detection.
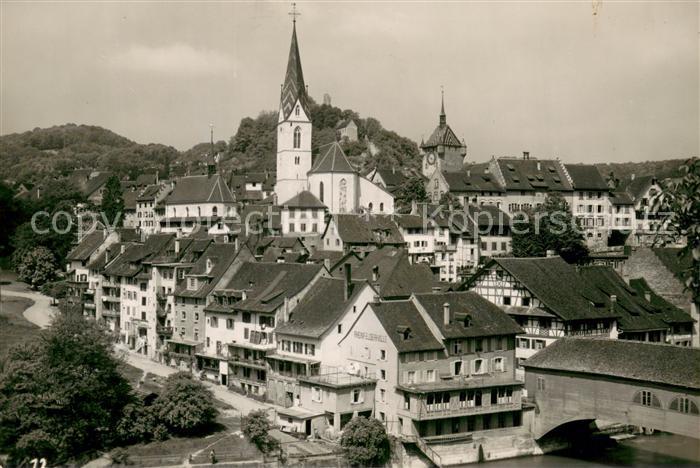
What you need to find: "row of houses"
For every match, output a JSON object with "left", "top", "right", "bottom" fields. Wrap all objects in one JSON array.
[{"left": 64, "top": 221, "right": 696, "bottom": 452}]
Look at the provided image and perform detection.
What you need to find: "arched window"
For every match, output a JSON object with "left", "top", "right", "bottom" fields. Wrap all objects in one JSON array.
[
  {"left": 212, "top": 206, "right": 218, "bottom": 217},
  {"left": 379, "top": 202, "right": 384, "bottom": 212},
  {"left": 295, "top": 105, "right": 300, "bottom": 117},
  {"left": 670, "top": 397, "right": 699, "bottom": 414},
  {"left": 633, "top": 390, "right": 661, "bottom": 408},
  {"left": 368, "top": 202, "right": 373, "bottom": 212},
  {"left": 319, "top": 181, "right": 324, "bottom": 202},
  {"left": 339, "top": 178, "right": 347, "bottom": 213},
  {"left": 293, "top": 127, "right": 301, "bottom": 149},
  {"left": 197, "top": 207, "right": 201, "bottom": 216}
]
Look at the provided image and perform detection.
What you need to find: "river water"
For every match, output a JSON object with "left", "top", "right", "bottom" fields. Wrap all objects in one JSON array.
[{"left": 486, "top": 433, "right": 700, "bottom": 466}]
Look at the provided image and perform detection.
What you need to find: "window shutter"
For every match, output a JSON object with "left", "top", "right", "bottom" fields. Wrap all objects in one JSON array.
[
  {"left": 502, "top": 357, "right": 507, "bottom": 372},
  {"left": 669, "top": 398, "right": 679, "bottom": 411},
  {"left": 651, "top": 394, "right": 661, "bottom": 408},
  {"left": 633, "top": 391, "right": 642, "bottom": 404}
]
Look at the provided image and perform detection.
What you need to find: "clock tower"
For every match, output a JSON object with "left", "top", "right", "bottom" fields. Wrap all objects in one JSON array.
[{"left": 421, "top": 90, "right": 467, "bottom": 178}]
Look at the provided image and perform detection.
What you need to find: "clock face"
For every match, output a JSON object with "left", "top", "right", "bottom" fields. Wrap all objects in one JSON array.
[{"left": 427, "top": 153, "right": 436, "bottom": 165}]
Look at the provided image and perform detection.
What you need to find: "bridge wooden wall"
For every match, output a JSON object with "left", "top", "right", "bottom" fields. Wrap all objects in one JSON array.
[{"left": 524, "top": 368, "right": 700, "bottom": 439}]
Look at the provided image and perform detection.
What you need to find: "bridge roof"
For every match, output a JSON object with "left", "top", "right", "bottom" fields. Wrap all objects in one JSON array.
[{"left": 523, "top": 338, "right": 700, "bottom": 391}]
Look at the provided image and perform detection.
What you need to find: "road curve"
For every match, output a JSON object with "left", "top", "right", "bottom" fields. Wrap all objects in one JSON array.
[{"left": 1, "top": 289, "right": 57, "bottom": 328}]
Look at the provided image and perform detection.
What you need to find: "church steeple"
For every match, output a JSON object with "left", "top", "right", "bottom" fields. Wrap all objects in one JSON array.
[
  {"left": 439, "top": 87, "right": 446, "bottom": 127},
  {"left": 280, "top": 13, "right": 309, "bottom": 121}
]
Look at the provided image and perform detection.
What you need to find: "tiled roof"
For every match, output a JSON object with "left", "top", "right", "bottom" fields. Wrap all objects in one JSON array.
[
  {"left": 578, "top": 266, "right": 670, "bottom": 332},
  {"left": 413, "top": 291, "right": 523, "bottom": 339},
  {"left": 394, "top": 214, "right": 428, "bottom": 230},
  {"left": 443, "top": 164, "right": 504, "bottom": 193},
  {"left": 344, "top": 247, "right": 436, "bottom": 299},
  {"left": 333, "top": 214, "right": 404, "bottom": 245},
  {"left": 67, "top": 230, "right": 106, "bottom": 261},
  {"left": 422, "top": 123, "right": 462, "bottom": 149},
  {"left": 472, "top": 257, "right": 614, "bottom": 321},
  {"left": 123, "top": 189, "right": 139, "bottom": 210},
  {"left": 117, "top": 228, "right": 140, "bottom": 242},
  {"left": 307, "top": 250, "right": 347, "bottom": 269},
  {"left": 87, "top": 242, "right": 126, "bottom": 271},
  {"left": 465, "top": 204, "right": 511, "bottom": 228},
  {"left": 564, "top": 164, "right": 609, "bottom": 191},
  {"left": 137, "top": 184, "right": 162, "bottom": 201},
  {"left": 373, "top": 168, "right": 406, "bottom": 188},
  {"left": 279, "top": 23, "right": 310, "bottom": 121},
  {"left": 609, "top": 191, "right": 634, "bottom": 205},
  {"left": 652, "top": 248, "right": 692, "bottom": 282},
  {"left": 223, "top": 262, "right": 322, "bottom": 313},
  {"left": 523, "top": 338, "right": 700, "bottom": 391},
  {"left": 280, "top": 190, "right": 326, "bottom": 208},
  {"left": 84, "top": 172, "right": 112, "bottom": 197},
  {"left": 628, "top": 277, "right": 694, "bottom": 325},
  {"left": 166, "top": 174, "right": 234, "bottom": 204},
  {"left": 618, "top": 175, "right": 655, "bottom": 200},
  {"left": 174, "top": 243, "right": 243, "bottom": 298},
  {"left": 135, "top": 173, "right": 157, "bottom": 186},
  {"left": 370, "top": 301, "right": 443, "bottom": 353},
  {"left": 309, "top": 142, "right": 356, "bottom": 174},
  {"left": 496, "top": 159, "right": 572, "bottom": 192},
  {"left": 104, "top": 234, "right": 173, "bottom": 277},
  {"left": 275, "top": 278, "right": 367, "bottom": 338}
]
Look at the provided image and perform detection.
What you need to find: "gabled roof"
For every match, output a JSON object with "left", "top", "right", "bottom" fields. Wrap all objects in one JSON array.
[
  {"left": 578, "top": 266, "right": 670, "bottom": 332},
  {"left": 280, "top": 190, "right": 326, "bottom": 208},
  {"left": 370, "top": 301, "right": 443, "bottom": 353},
  {"left": 331, "top": 214, "right": 404, "bottom": 245},
  {"left": 465, "top": 204, "right": 511, "bottom": 228},
  {"left": 223, "top": 262, "right": 323, "bottom": 313},
  {"left": 618, "top": 175, "right": 657, "bottom": 201},
  {"left": 335, "top": 119, "right": 356, "bottom": 130},
  {"left": 123, "top": 189, "right": 139, "bottom": 210},
  {"left": 174, "top": 243, "right": 244, "bottom": 298},
  {"left": 628, "top": 277, "right": 695, "bottom": 325},
  {"left": 442, "top": 163, "right": 504, "bottom": 193},
  {"left": 564, "top": 164, "right": 609, "bottom": 191},
  {"left": 413, "top": 291, "right": 523, "bottom": 339},
  {"left": 309, "top": 142, "right": 356, "bottom": 174},
  {"left": 467, "top": 257, "right": 614, "bottom": 321},
  {"left": 610, "top": 191, "right": 634, "bottom": 205},
  {"left": 275, "top": 278, "right": 367, "bottom": 338},
  {"left": 373, "top": 168, "right": 406, "bottom": 188},
  {"left": 523, "top": 338, "right": 700, "bottom": 391},
  {"left": 104, "top": 234, "right": 174, "bottom": 277},
  {"left": 137, "top": 184, "right": 162, "bottom": 201},
  {"left": 84, "top": 172, "right": 112, "bottom": 197},
  {"left": 344, "top": 247, "right": 436, "bottom": 299},
  {"left": 166, "top": 174, "right": 234, "bottom": 204},
  {"left": 496, "top": 159, "right": 573, "bottom": 192},
  {"left": 67, "top": 229, "right": 106, "bottom": 261},
  {"left": 135, "top": 173, "right": 157, "bottom": 186},
  {"left": 279, "top": 23, "right": 310, "bottom": 121},
  {"left": 422, "top": 123, "right": 462, "bottom": 149}
]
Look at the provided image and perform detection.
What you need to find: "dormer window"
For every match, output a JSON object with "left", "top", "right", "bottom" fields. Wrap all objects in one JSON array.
[
  {"left": 463, "top": 314, "right": 472, "bottom": 327},
  {"left": 206, "top": 258, "right": 213, "bottom": 274},
  {"left": 188, "top": 278, "right": 197, "bottom": 290}
]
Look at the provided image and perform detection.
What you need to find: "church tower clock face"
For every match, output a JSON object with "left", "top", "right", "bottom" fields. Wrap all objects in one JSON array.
[{"left": 427, "top": 153, "right": 436, "bottom": 165}]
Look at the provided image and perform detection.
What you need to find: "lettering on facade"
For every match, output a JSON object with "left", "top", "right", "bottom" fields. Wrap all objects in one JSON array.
[{"left": 354, "top": 330, "right": 387, "bottom": 343}]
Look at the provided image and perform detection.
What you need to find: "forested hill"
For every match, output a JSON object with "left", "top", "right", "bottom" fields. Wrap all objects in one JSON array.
[
  {"left": 222, "top": 102, "right": 421, "bottom": 174},
  {"left": 595, "top": 159, "right": 688, "bottom": 186},
  {"left": 0, "top": 124, "right": 180, "bottom": 185}
]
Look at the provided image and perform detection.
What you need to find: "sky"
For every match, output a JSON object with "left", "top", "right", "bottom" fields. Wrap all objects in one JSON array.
[{"left": 1, "top": 1, "right": 698, "bottom": 164}]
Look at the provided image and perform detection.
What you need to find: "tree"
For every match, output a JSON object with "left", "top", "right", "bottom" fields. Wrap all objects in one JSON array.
[
  {"left": 655, "top": 157, "right": 700, "bottom": 301},
  {"left": 115, "top": 400, "right": 157, "bottom": 445},
  {"left": 40, "top": 280, "right": 69, "bottom": 305},
  {"left": 241, "top": 409, "right": 280, "bottom": 454},
  {"left": 13, "top": 246, "right": 57, "bottom": 288},
  {"left": 511, "top": 193, "right": 589, "bottom": 264},
  {"left": 438, "top": 191, "right": 463, "bottom": 210},
  {"left": 339, "top": 416, "right": 390, "bottom": 466},
  {"left": 394, "top": 175, "right": 429, "bottom": 213},
  {"left": 0, "top": 314, "right": 134, "bottom": 465},
  {"left": 101, "top": 175, "right": 124, "bottom": 227},
  {"left": 152, "top": 372, "right": 217, "bottom": 436}
]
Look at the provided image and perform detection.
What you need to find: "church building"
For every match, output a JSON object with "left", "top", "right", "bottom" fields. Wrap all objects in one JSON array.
[
  {"left": 274, "top": 18, "right": 394, "bottom": 215},
  {"left": 421, "top": 92, "right": 467, "bottom": 178}
]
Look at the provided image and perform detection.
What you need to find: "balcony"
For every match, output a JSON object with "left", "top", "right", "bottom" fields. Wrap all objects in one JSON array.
[
  {"left": 156, "top": 325, "right": 173, "bottom": 336},
  {"left": 101, "top": 310, "right": 120, "bottom": 318},
  {"left": 84, "top": 303, "right": 96, "bottom": 310},
  {"left": 102, "top": 296, "right": 120, "bottom": 303},
  {"left": 408, "top": 400, "right": 521, "bottom": 421},
  {"left": 229, "top": 354, "right": 267, "bottom": 369}
]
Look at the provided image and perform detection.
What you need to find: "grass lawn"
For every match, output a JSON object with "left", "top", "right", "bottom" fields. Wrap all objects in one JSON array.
[
  {"left": 117, "top": 414, "right": 262, "bottom": 467},
  {"left": 0, "top": 296, "right": 40, "bottom": 358}
]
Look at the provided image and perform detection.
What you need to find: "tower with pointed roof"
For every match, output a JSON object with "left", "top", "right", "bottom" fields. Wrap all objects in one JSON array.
[
  {"left": 421, "top": 90, "right": 467, "bottom": 178},
  {"left": 275, "top": 16, "right": 313, "bottom": 205}
]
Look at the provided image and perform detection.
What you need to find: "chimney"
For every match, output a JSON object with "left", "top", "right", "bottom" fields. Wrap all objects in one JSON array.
[
  {"left": 523, "top": 151, "right": 529, "bottom": 160},
  {"left": 176, "top": 228, "right": 182, "bottom": 239},
  {"left": 432, "top": 286, "right": 442, "bottom": 294},
  {"left": 411, "top": 200, "right": 418, "bottom": 215},
  {"left": 234, "top": 236, "right": 239, "bottom": 251},
  {"left": 536, "top": 162, "right": 541, "bottom": 171},
  {"left": 546, "top": 249, "right": 557, "bottom": 258},
  {"left": 467, "top": 169, "right": 471, "bottom": 177},
  {"left": 342, "top": 263, "right": 353, "bottom": 300},
  {"left": 443, "top": 302, "right": 450, "bottom": 326},
  {"left": 610, "top": 294, "right": 617, "bottom": 313},
  {"left": 372, "top": 265, "right": 379, "bottom": 282},
  {"left": 630, "top": 174, "right": 636, "bottom": 181},
  {"left": 392, "top": 166, "right": 396, "bottom": 175},
  {"left": 283, "top": 296, "right": 290, "bottom": 322},
  {"left": 323, "top": 258, "right": 331, "bottom": 271},
  {"left": 174, "top": 239, "right": 180, "bottom": 254}
]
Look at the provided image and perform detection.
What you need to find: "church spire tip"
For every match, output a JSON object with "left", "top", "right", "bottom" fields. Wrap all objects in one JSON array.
[{"left": 439, "top": 86, "right": 446, "bottom": 126}]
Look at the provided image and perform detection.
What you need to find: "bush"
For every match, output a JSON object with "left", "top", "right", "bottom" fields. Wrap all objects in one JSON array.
[
  {"left": 340, "top": 416, "right": 390, "bottom": 466},
  {"left": 241, "top": 409, "right": 280, "bottom": 454},
  {"left": 152, "top": 372, "right": 217, "bottom": 436}
]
